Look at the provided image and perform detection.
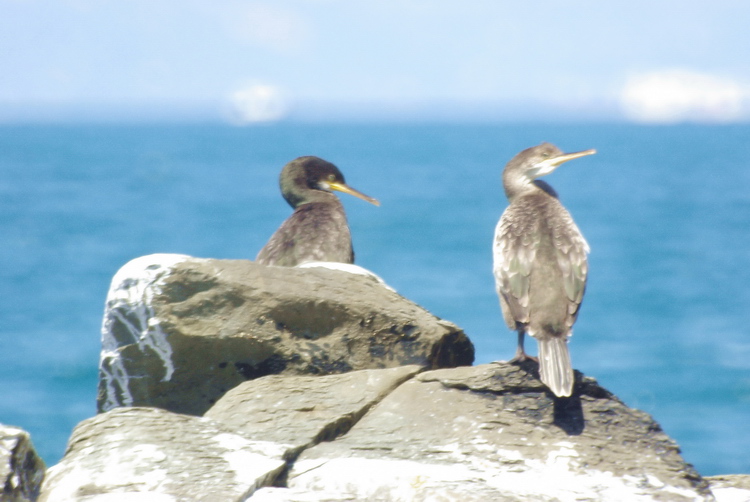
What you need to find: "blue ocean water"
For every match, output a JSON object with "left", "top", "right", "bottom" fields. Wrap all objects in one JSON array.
[{"left": 1, "top": 123, "right": 749, "bottom": 475}]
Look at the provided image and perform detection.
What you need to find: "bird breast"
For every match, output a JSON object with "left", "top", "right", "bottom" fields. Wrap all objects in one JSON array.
[{"left": 493, "top": 192, "right": 588, "bottom": 336}]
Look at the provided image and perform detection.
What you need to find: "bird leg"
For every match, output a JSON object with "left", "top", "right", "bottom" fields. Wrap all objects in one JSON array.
[{"left": 509, "top": 329, "right": 538, "bottom": 363}]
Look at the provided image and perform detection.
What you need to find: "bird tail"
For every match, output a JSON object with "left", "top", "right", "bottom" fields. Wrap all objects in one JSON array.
[{"left": 537, "top": 336, "right": 574, "bottom": 397}]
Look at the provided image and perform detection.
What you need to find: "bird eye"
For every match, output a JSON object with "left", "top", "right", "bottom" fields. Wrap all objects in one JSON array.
[{"left": 327, "top": 174, "right": 336, "bottom": 181}]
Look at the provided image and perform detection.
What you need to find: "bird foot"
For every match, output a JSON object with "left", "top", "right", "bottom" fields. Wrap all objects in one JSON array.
[{"left": 509, "top": 352, "right": 538, "bottom": 364}]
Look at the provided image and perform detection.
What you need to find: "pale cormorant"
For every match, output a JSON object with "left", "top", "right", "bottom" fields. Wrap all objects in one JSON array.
[{"left": 493, "top": 143, "right": 595, "bottom": 397}]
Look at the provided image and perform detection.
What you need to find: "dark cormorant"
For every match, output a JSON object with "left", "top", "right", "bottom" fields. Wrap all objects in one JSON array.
[
  {"left": 256, "top": 156, "right": 379, "bottom": 267},
  {"left": 493, "top": 143, "right": 595, "bottom": 397}
]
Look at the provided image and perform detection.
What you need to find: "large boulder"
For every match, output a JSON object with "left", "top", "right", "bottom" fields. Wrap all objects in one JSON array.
[
  {"left": 0, "top": 424, "right": 45, "bottom": 502},
  {"left": 279, "top": 362, "right": 712, "bottom": 501},
  {"left": 98, "top": 254, "right": 473, "bottom": 416}
]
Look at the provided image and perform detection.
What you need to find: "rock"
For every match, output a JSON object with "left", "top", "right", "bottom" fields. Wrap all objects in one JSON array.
[
  {"left": 283, "top": 362, "right": 713, "bottom": 501},
  {"left": 41, "top": 367, "right": 422, "bottom": 501},
  {"left": 38, "top": 407, "right": 287, "bottom": 502},
  {"left": 98, "top": 254, "right": 473, "bottom": 416},
  {"left": 39, "top": 253, "right": 728, "bottom": 500},
  {"left": 44, "top": 363, "right": 718, "bottom": 501},
  {"left": 0, "top": 425, "right": 45, "bottom": 502},
  {"left": 205, "top": 365, "right": 423, "bottom": 454},
  {"left": 706, "top": 475, "right": 750, "bottom": 501}
]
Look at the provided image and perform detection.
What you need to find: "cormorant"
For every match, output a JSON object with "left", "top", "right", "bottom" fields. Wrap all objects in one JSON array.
[
  {"left": 493, "top": 143, "right": 595, "bottom": 397},
  {"left": 256, "top": 156, "right": 379, "bottom": 267}
]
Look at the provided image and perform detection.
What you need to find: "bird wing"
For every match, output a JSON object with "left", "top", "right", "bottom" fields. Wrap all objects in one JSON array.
[
  {"left": 493, "top": 206, "right": 541, "bottom": 324},
  {"left": 550, "top": 204, "right": 590, "bottom": 326},
  {"left": 255, "top": 215, "right": 299, "bottom": 266}
]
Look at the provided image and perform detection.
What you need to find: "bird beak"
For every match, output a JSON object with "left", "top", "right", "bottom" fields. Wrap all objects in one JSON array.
[
  {"left": 531, "top": 149, "right": 596, "bottom": 178},
  {"left": 327, "top": 181, "right": 381, "bottom": 206}
]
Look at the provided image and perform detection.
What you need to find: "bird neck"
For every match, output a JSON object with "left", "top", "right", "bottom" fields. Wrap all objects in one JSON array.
[
  {"left": 503, "top": 175, "right": 558, "bottom": 202},
  {"left": 532, "top": 180, "right": 559, "bottom": 199},
  {"left": 284, "top": 188, "right": 339, "bottom": 208}
]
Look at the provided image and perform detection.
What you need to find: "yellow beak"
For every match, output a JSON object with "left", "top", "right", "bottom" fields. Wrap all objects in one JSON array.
[
  {"left": 328, "top": 181, "right": 380, "bottom": 206},
  {"left": 531, "top": 149, "right": 596, "bottom": 178}
]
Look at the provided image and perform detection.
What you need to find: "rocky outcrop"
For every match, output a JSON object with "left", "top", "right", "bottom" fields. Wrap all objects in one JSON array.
[
  {"left": 28, "top": 254, "right": 743, "bottom": 501},
  {"left": 98, "top": 254, "right": 473, "bottom": 416},
  {"left": 0, "top": 424, "right": 45, "bottom": 502},
  {"left": 271, "top": 362, "right": 712, "bottom": 501},
  {"left": 42, "top": 363, "right": 715, "bottom": 501},
  {"left": 41, "top": 366, "right": 422, "bottom": 502}
]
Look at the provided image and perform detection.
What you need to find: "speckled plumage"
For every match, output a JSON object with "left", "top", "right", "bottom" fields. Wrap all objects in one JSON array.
[
  {"left": 493, "top": 143, "right": 595, "bottom": 397},
  {"left": 256, "top": 156, "right": 378, "bottom": 267}
]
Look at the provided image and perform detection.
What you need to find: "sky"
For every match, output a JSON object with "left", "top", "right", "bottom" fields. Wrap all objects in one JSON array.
[{"left": 1, "top": 0, "right": 750, "bottom": 123}]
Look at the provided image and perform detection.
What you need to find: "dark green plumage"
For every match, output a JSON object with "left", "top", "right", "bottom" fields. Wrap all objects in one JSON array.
[{"left": 256, "top": 156, "right": 379, "bottom": 267}]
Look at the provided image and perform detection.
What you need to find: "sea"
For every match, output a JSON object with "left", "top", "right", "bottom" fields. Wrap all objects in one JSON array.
[{"left": 1, "top": 122, "right": 749, "bottom": 476}]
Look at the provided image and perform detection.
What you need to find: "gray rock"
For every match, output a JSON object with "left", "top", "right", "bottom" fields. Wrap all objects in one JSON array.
[
  {"left": 283, "top": 362, "right": 713, "bottom": 501},
  {"left": 39, "top": 407, "right": 287, "bottom": 502},
  {"left": 41, "top": 253, "right": 725, "bottom": 501},
  {"left": 98, "top": 254, "right": 473, "bottom": 416},
  {"left": 0, "top": 425, "right": 45, "bottom": 502},
  {"left": 42, "top": 363, "right": 721, "bottom": 501},
  {"left": 205, "top": 365, "right": 423, "bottom": 454},
  {"left": 706, "top": 475, "right": 750, "bottom": 501}
]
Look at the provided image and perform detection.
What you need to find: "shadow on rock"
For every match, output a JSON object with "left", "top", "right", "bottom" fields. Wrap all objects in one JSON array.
[{"left": 553, "top": 393, "right": 585, "bottom": 435}]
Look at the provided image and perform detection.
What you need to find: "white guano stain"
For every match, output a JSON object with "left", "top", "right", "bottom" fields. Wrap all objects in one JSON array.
[
  {"left": 42, "top": 443, "right": 173, "bottom": 502},
  {"left": 289, "top": 447, "right": 709, "bottom": 502},
  {"left": 296, "top": 261, "right": 396, "bottom": 292},
  {"left": 99, "top": 254, "right": 191, "bottom": 411},
  {"left": 211, "top": 433, "right": 287, "bottom": 492},
  {"left": 712, "top": 486, "right": 750, "bottom": 502}
]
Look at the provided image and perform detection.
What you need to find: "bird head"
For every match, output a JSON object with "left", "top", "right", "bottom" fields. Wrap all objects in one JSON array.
[
  {"left": 525, "top": 143, "right": 597, "bottom": 180},
  {"left": 502, "top": 143, "right": 596, "bottom": 199},
  {"left": 281, "top": 156, "right": 380, "bottom": 208}
]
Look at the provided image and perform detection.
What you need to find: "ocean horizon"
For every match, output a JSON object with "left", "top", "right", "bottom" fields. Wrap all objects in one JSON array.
[{"left": 1, "top": 121, "right": 748, "bottom": 476}]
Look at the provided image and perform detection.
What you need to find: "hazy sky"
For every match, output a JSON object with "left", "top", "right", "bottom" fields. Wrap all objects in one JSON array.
[{"left": 2, "top": 0, "right": 749, "bottom": 122}]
